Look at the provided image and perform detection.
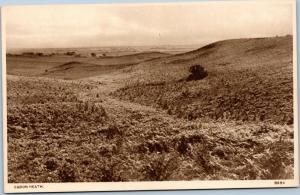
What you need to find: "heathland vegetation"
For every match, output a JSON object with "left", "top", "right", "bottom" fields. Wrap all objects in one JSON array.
[{"left": 7, "top": 35, "right": 294, "bottom": 182}]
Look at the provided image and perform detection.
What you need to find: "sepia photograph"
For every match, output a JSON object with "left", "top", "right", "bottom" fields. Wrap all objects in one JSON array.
[{"left": 1, "top": 0, "right": 298, "bottom": 193}]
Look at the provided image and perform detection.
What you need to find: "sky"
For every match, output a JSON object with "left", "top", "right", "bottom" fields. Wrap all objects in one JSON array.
[{"left": 3, "top": 1, "right": 295, "bottom": 49}]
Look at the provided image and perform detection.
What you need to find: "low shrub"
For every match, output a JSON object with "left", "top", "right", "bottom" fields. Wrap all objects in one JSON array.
[{"left": 186, "top": 65, "right": 208, "bottom": 81}]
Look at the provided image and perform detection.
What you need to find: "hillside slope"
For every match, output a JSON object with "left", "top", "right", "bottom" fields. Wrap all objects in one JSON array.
[
  {"left": 167, "top": 35, "right": 292, "bottom": 68},
  {"left": 7, "top": 35, "right": 294, "bottom": 182},
  {"left": 7, "top": 74, "right": 294, "bottom": 182},
  {"left": 114, "top": 35, "right": 294, "bottom": 124},
  {"left": 129, "top": 35, "right": 292, "bottom": 78}
]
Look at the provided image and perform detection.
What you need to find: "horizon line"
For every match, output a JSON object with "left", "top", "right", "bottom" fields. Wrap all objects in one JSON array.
[{"left": 6, "top": 34, "right": 293, "bottom": 52}]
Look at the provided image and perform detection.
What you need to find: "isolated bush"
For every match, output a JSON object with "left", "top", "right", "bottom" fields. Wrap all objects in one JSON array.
[
  {"left": 36, "top": 52, "right": 44, "bottom": 57},
  {"left": 65, "top": 51, "right": 76, "bottom": 56},
  {"left": 186, "top": 65, "right": 208, "bottom": 81}
]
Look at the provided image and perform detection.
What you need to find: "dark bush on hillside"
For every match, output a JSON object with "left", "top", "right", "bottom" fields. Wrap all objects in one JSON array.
[
  {"left": 186, "top": 65, "right": 208, "bottom": 81},
  {"left": 65, "top": 51, "right": 76, "bottom": 56}
]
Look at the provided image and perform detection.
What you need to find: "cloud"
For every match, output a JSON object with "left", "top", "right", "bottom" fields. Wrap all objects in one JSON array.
[{"left": 4, "top": 1, "right": 294, "bottom": 48}]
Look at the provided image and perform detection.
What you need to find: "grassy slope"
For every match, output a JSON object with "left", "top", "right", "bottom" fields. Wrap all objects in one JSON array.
[
  {"left": 7, "top": 35, "right": 294, "bottom": 182},
  {"left": 7, "top": 76, "right": 294, "bottom": 182},
  {"left": 114, "top": 35, "right": 293, "bottom": 124}
]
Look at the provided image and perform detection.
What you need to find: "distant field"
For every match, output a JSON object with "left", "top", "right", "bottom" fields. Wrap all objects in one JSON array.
[
  {"left": 7, "top": 44, "right": 200, "bottom": 57},
  {"left": 6, "top": 52, "right": 170, "bottom": 79},
  {"left": 6, "top": 36, "right": 295, "bottom": 182}
]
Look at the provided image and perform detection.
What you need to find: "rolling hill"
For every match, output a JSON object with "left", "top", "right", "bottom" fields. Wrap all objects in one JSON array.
[
  {"left": 114, "top": 35, "right": 294, "bottom": 124},
  {"left": 6, "top": 35, "right": 295, "bottom": 182},
  {"left": 6, "top": 51, "right": 170, "bottom": 79}
]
